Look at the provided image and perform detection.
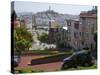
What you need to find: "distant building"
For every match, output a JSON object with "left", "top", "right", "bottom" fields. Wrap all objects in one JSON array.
[
  {"left": 19, "top": 13, "right": 36, "bottom": 32},
  {"left": 56, "top": 26, "right": 68, "bottom": 48},
  {"left": 19, "top": 19, "right": 27, "bottom": 28},
  {"left": 14, "top": 18, "right": 21, "bottom": 28},
  {"left": 32, "top": 15, "right": 36, "bottom": 30},
  {"left": 48, "top": 20, "right": 60, "bottom": 44}
]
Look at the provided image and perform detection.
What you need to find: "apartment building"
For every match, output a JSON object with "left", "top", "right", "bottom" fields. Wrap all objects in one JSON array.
[
  {"left": 63, "top": 11, "right": 97, "bottom": 50},
  {"left": 48, "top": 7, "right": 97, "bottom": 51},
  {"left": 63, "top": 19, "right": 81, "bottom": 50},
  {"left": 79, "top": 8, "right": 97, "bottom": 50},
  {"left": 48, "top": 19, "right": 81, "bottom": 50}
]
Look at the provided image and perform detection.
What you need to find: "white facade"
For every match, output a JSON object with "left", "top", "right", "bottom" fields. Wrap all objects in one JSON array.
[{"left": 64, "top": 19, "right": 81, "bottom": 50}]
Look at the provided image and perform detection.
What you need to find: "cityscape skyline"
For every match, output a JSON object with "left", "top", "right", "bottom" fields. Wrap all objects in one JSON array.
[{"left": 14, "top": 1, "right": 94, "bottom": 15}]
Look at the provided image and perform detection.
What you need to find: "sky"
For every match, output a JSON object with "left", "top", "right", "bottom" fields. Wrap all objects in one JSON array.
[{"left": 14, "top": 1, "right": 94, "bottom": 15}]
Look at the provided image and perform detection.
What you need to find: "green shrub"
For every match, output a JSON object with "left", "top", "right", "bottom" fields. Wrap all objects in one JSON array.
[{"left": 15, "top": 67, "right": 44, "bottom": 73}]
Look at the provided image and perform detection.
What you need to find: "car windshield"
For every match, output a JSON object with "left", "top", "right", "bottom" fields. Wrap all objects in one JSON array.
[
  {"left": 75, "top": 50, "right": 87, "bottom": 55},
  {"left": 64, "top": 53, "right": 76, "bottom": 61},
  {"left": 63, "top": 50, "right": 88, "bottom": 61}
]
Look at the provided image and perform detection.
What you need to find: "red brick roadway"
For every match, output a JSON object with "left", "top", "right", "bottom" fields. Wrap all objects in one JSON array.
[{"left": 18, "top": 54, "right": 63, "bottom": 71}]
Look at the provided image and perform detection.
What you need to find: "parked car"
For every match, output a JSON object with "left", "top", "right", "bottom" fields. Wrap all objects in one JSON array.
[{"left": 61, "top": 50, "right": 94, "bottom": 70}]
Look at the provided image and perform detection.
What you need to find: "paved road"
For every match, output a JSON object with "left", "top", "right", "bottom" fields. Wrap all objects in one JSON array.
[
  {"left": 30, "top": 61, "right": 63, "bottom": 71},
  {"left": 18, "top": 55, "right": 63, "bottom": 71},
  {"left": 29, "top": 30, "right": 56, "bottom": 50}
]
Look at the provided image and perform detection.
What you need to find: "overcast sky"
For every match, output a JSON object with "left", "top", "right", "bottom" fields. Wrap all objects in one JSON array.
[{"left": 14, "top": 1, "right": 94, "bottom": 15}]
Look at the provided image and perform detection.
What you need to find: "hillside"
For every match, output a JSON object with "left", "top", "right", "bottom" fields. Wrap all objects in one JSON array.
[{"left": 17, "top": 10, "right": 79, "bottom": 26}]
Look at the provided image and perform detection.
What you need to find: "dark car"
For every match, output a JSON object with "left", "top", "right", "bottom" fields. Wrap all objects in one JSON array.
[{"left": 61, "top": 50, "right": 94, "bottom": 70}]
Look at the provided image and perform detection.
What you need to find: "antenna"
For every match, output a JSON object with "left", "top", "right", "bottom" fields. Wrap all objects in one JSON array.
[{"left": 49, "top": 6, "right": 51, "bottom": 11}]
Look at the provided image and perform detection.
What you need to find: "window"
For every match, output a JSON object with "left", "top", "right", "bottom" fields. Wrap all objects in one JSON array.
[
  {"left": 67, "top": 28, "right": 71, "bottom": 34},
  {"left": 53, "top": 28, "right": 58, "bottom": 32},
  {"left": 67, "top": 37, "right": 71, "bottom": 41},
  {"left": 85, "top": 32, "right": 89, "bottom": 37},
  {"left": 67, "top": 21, "right": 71, "bottom": 26},
  {"left": 80, "top": 32, "right": 81, "bottom": 36},
  {"left": 80, "top": 32, "right": 84, "bottom": 37},
  {"left": 82, "top": 17, "right": 86, "bottom": 20},
  {"left": 74, "top": 22, "right": 79, "bottom": 29},
  {"left": 67, "top": 30, "right": 71, "bottom": 34},
  {"left": 80, "top": 22, "right": 82, "bottom": 25},
  {"left": 74, "top": 32, "right": 77, "bottom": 38},
  {"left": 81, "top": 41, "right": 84, "bottom": 45}
]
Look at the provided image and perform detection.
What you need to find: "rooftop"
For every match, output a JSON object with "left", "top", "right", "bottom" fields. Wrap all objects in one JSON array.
[
  {"left": 80, "top": 13, "right": 97, "bottom": 18},
  {"left": 49, "top": 20, "right": 59, "bottom": 28}
]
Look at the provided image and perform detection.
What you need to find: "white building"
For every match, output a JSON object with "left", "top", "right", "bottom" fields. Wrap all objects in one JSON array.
[{"left": 63, "top": 19, "right": 81, "bottom": 50}]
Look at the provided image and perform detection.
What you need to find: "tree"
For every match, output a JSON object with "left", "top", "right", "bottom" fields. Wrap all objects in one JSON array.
[
  {"left": 38, "top": 33, "right": 48, "bottom": 43},
  {"left": 93, "top": 31, "right": 97, "bottom": 59},
  {"left": 14, "top": 27, "right": 33, "bottom": 53},
  {"left": 94, "top": 32, "right": 97, "bottom": 48},
  {"left": 11, "top": 10, "right": 17, "bottom": 21}
]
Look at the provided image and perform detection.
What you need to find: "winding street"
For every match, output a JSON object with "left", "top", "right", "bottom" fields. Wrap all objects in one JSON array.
[{"left": 29, "top": 29, "right": 56, "bottom": 50}]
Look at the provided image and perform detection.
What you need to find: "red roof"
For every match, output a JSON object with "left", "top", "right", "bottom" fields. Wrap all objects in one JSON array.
[{"left": 80, "top": 13, "right": 97, "bottom": 18}]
